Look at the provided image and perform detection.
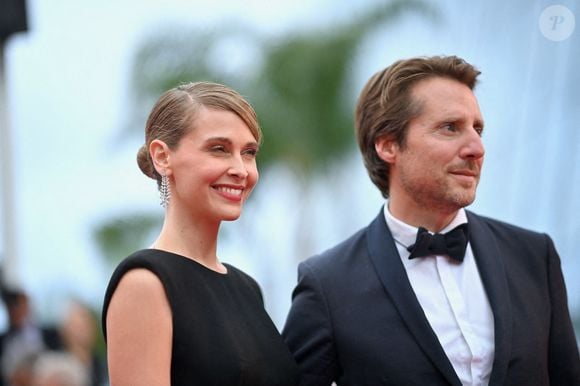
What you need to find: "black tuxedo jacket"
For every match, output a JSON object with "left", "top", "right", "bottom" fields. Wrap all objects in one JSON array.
[{"left": 282, "top": 209, "right": 580, "bottom": 385}]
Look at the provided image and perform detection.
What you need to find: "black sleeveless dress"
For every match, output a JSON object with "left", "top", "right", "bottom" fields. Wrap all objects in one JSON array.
[{"left": 102, "top": 249, "right": 299, "bottom": 386}]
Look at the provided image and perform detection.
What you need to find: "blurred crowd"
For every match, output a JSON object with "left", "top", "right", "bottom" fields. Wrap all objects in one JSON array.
[{"left": 0, "top": 286, "right": 107, "bottom": 386}]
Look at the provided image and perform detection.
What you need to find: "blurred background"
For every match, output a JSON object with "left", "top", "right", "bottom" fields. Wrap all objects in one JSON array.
[{"left": 0, "top": 0, "right": 578, "bottom": 382}]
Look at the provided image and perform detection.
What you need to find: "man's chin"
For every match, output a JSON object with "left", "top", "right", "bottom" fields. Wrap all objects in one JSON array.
[
  {"left": 442, "top": 188, "right": 477, "bottom": 210},
  {"left": 455, "top": 193, "right": 477, "bottom": 208}
]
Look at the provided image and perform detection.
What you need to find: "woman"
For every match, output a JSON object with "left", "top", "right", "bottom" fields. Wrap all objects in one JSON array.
[{"left": 101, "top": 82, "right": 298, "bottom": 385}]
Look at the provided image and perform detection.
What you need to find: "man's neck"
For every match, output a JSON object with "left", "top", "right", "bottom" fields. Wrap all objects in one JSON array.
[{"left": 387, "top": 200, "right": 461, "bottom": 233}]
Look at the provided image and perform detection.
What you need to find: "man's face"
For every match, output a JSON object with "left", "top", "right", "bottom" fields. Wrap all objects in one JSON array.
[
  {"left": 9, "top": 294, "right": 30, "bottom": 327},
  {"left": 380, "top": 76, "right": 485, "bottom": 216}
]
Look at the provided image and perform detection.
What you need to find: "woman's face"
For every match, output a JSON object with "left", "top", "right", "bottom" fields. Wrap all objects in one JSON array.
[{"left": 167, "top": 106, "right": 259, "bottom": 223}]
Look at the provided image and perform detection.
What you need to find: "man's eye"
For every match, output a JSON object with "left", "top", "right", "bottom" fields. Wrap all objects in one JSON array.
[{"left": 442, "top": 123, "right": 458, "bottom": 132}]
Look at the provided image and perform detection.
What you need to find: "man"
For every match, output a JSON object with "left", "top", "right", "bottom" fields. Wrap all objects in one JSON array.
[
  {"left": 0, "top": 288, "right": 62, "bottom": 386},
  {"left": 282, "top": 55, "right": 580, "bottom": 386}
]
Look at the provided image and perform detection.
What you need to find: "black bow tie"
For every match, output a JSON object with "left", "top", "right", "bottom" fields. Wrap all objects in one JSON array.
[{"left": 407, "top": 223, "right": 469, "bottom": 262}]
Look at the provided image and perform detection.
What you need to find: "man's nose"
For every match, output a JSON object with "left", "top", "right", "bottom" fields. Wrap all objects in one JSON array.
[{"left": 460, "top": 128, "right": 485, "bottom": 159}]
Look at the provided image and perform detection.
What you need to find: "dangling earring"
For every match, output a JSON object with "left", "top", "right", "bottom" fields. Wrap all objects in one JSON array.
[{"left": 160, "top": 173, "right": 171, "bottom": 208}]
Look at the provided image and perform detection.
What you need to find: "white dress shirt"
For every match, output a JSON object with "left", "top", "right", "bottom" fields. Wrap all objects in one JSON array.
[{"left": 384, "top": 205, "right": 495, "bottom": 386}]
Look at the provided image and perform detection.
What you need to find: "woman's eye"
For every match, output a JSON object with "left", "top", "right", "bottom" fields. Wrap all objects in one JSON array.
[
  {"left": 211, "top": 145, "right": 227, "bottom": 153},
  {"left": 244, "top": 148, "right": 258, "bottom": 157}
]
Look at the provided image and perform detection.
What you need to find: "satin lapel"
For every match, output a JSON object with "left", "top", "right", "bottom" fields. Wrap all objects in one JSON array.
[
  {"left": 466, "top": 211, "right": 512, "bottom": 386},
  {"left": 366, "top": 209, "right": 462, "bottom": 386}
]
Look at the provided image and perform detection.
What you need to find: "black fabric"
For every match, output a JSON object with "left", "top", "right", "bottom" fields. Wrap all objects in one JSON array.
[
  {"left": 282, "top": 209, "right": 580, "bottom": 386},
  {"left": 407, "top": 223, "right": 469, "bottom": 262},
  {"left": 102, "top": 249, "right": 298, "bottom": 386}
]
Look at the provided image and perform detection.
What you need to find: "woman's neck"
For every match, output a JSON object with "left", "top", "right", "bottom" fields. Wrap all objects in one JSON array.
[{"left": 152, "top": 208, "right": 226, "bottom": 273}]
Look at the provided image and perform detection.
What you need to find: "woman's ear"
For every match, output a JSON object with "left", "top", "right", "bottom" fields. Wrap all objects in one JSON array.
[
  {"left": 150, "top": 139, "right": 171, "bottom": 175},
  {"left": 375, "top": 136, "right": 398, "bottom": 164}
]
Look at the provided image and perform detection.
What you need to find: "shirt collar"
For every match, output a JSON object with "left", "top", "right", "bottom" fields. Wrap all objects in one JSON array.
[{"left": 383, "top": 203, "right": 468, "bottom": 249}]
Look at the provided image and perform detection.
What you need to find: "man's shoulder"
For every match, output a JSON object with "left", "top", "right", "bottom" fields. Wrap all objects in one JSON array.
[
  {"left": 301, "top": 224, "right": 370, "bottom": 272},
  {"left": 467, "top": 210, "right": 548, "bottom": 241}
]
